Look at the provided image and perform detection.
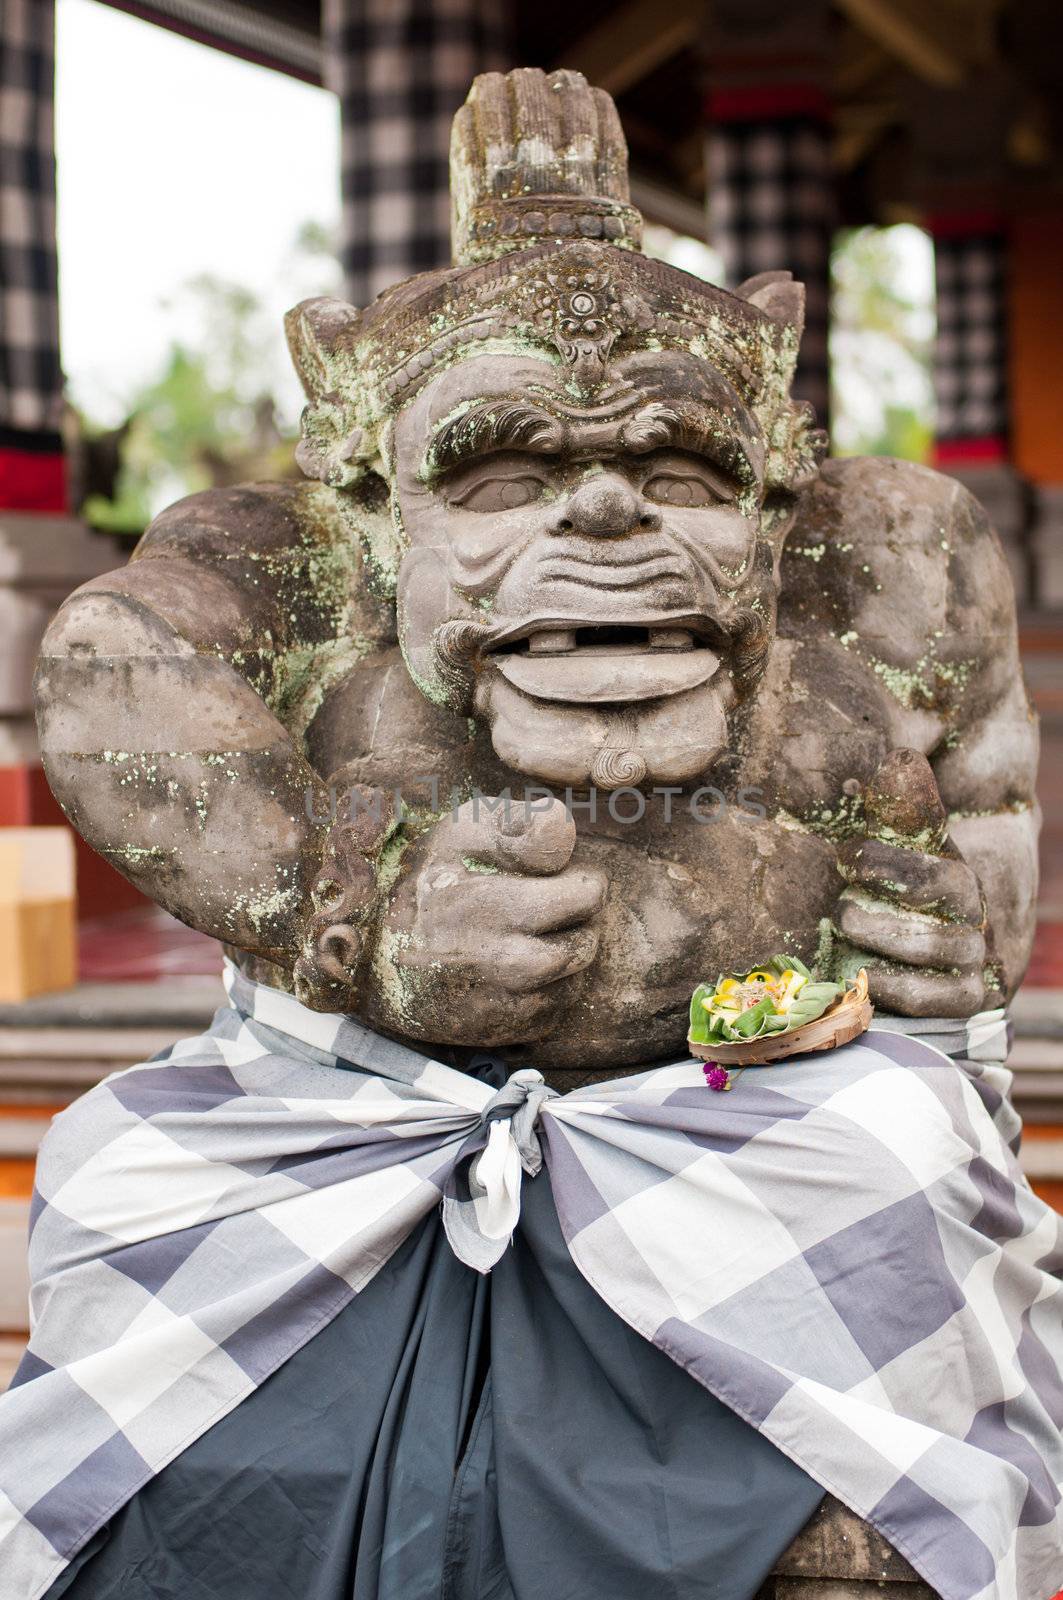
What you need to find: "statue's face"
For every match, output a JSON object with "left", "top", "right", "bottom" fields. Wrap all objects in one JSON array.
[{"left": 391, "top": 347, "right": 774, "bottom": 788}]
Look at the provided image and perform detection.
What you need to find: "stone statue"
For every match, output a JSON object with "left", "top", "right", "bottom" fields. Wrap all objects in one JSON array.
[{"left": 35, "top": 69, "right": 1038, "bottom": 1073}]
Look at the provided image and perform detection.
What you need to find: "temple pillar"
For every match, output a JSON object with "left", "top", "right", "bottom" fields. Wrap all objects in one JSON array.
[
  {"left": 0, "top": 0, "right": 129, "bottom": 917},
  {"left": 905, "top": 71, "right": 1032, "bottom": 603},
  {"left": 322, "top": 0, "right": 510, "bottom": 307},
  {"left": 1009, "top": 210, "right": 1063, "bottom": 610},
  {"left": 926, "top": 211, "right": 1035, "bottom": 602},
  {"left": 930, "top": 215, "right": 1009, "bottom": 474},
  {"left": 703, "top": 0, "right": 835, "bottom": 428}
]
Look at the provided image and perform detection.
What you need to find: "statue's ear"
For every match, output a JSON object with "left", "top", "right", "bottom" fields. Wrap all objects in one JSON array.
[
  {"left": 736, "top": 272, "right": 821, "bottom": 497},
  {"left": 285, "top": 297, "right": 373, "bottom": 491},
  {"left": 285, "top": 297, "right": 361, "bottom": 402},
  {"left": 735, "top": 271, "right": 805, "bottom": 339}
]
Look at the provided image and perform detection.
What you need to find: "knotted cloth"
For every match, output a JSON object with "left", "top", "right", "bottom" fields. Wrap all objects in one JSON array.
[{"left": 1, "top": 964, "right": 1061, "bottom": 1600}]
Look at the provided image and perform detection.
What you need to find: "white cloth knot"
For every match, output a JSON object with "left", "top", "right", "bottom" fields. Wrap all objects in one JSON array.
[
  {"left": 478, "top": 1068, "right": 558, "bottom": 1174},
  {"left": 444, "top": 1069, "right": 558, "bottom": 1274}
]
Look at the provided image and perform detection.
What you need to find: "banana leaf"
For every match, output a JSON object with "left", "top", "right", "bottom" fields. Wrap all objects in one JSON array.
[
  {"left": 758, "top": 953, "right": 811, "bottom": 982},
  {"left": 783, "top": 980, "right": 843, "bottom": 1029},
  {"left": 688, "top": 982, "right": 716, "bottom": 1044},
  {"left": 730, "top": 996, "right": 787, "bottom": 1038}
]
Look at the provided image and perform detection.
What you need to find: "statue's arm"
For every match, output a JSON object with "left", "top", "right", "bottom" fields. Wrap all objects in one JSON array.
[
  {"left": 818, "top": 464, "right": 1039, "bottom": 1010},
  {"left": 34, "top": 485, "right": 388, "bottom": 993},
  {"left": 929, "top": 490, "right": 1040, "bottom": 999}
]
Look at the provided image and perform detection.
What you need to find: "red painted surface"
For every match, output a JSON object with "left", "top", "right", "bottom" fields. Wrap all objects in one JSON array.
[
  {"left": 1028, "top": 922, "right": 1063, "bottom": 988},
  {"left": 705, "top": 83, "right": 832, "bottom": 124},
  {"left": 926, "top": 210, "right": 1005, "bottom": 239},
  {"left": 0, "top": 449, "right": 66, "bottom": 513},
  {"left": 1011, "top": 211, "right": 1063, "bottom": 483},
  {"left": 932, "top": 435, "right": 1008, "bottom": 465},
  {"left": 78, "top": 906, "right": 220, "bottom": 983}
]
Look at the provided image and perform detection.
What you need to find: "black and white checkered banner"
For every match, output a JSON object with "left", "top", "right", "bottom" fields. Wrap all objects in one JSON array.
[
  {"left": 0, "top": 0, "right": 65, "bottom": 508},
  {"left": 706, "top": 87, "right": 834, "bottom": 429},
  {"left": 323, "top": 0, "right": 509, "bottom": 309},
  {"left": 931, "top": 218, "right": 1008, "bottom": 466}
]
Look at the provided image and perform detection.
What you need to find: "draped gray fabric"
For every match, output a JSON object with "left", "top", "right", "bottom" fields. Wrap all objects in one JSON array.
[{"left": 44, "top": 1160, "right": 825, "bottom": 1600}]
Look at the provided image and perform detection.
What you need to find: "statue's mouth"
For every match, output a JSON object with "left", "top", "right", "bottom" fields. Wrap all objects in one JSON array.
[{"left": 482, "top": 616, "right": 722, "bottom": 703}]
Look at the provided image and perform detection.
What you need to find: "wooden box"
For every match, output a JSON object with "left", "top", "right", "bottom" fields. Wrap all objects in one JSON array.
[{"left": 0, "top": 828, "right": 76, "bottom": 1003}]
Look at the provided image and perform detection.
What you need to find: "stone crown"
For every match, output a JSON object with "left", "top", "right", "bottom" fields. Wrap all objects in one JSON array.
[{"left": 449, "top": 68, "right": 644, "bottom": 265}]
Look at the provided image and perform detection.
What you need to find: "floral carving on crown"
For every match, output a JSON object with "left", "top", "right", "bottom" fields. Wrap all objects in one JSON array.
[{"left": 516, "top": 257, "right": 654, "bottom": 386}]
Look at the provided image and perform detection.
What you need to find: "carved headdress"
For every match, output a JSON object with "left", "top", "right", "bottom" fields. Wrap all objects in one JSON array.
[{"left": 287, "top": 68, "right": 820, "bottom": 502}]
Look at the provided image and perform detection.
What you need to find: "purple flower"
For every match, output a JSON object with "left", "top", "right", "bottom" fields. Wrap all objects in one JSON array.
[{"left": 702, "top": 1064, "right": 730, "bottom": 1092}]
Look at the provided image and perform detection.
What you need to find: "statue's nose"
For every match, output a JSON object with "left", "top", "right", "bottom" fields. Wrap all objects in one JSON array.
[{"left": 555, "top": 473, "right": 654, "bottom": 538}]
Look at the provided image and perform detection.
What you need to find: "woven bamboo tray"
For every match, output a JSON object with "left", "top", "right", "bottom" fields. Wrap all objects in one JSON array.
[{"left": 688, "top": 969, "right": 873, "bottom": 1065}]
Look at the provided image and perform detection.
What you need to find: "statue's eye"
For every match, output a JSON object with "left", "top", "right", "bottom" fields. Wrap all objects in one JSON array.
[
  {"left": 451, "top": 476, "right": 544, "bottom": 513},
  {"left": 643, "top": 473, "right": 720, "bottom": 508}
]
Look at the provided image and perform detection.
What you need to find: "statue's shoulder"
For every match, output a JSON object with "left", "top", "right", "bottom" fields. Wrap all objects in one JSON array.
[
  {"left": 110, "top": 477, "right": 392, "bottom": 664},
  {"left": 779, "top": 454, "right": 1014, "bottom": 644},
  {"left": 132, "top": 479, "right": 339, "bottom": 567},
  {"left": 803, "top": 451, "right": 1000, "bottom": 532}
]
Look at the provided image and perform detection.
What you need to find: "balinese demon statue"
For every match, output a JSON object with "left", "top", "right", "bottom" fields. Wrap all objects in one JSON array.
[{"left": 36, "top": 70, "right": 1039, "bottom": 1073}]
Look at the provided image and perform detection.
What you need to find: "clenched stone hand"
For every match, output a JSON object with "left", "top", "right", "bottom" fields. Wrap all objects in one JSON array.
[
  {"left": 367, "top": 797, "right": 607, "bottom": 1045},
  {"left": 833, "top": 749, "right": 991, "bottom": 1016}
]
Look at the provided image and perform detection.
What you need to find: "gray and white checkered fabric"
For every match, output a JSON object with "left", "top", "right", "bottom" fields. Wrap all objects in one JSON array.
[
  {"left": 1, "top": 966, "right": 1061, "bottom": 1600},
  {"left": 933, "top": 230, "right": 1008, "bottom": 448},
  {"left": 0, "top": 0, "right": 62, "bottom": 432},
  {"left": 323, "top": 0, "right": 509, "bottom": 308},
  {"left": 707, "top": 116, "right": 834, "bottom": 426}
]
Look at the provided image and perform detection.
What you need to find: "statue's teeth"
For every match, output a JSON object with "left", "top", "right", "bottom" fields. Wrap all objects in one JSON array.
[
  {"left": 648, "top": 629, "right": 694, "bottom": 651},
  {"left": 528, "top": 629, "right": 577, "bottom": 654}
]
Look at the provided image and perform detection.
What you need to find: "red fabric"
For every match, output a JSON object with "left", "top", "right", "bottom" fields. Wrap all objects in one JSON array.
[
  {"left": 705, "top": 84, "right": 832, "bottom": 124},
  {"left": 932, "top": 436, "right": 1008, "bottom": 465},
  {"left": 0, "top": 447, "right": 66, "bottom": 512}
]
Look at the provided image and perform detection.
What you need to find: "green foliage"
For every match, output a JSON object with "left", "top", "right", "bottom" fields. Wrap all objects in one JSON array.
[
  {"left": 830, "top": 225, "right": 935, "bottom": 462},
  {"left": 74, "top": 223, "right": 339, "bottom": 537}
]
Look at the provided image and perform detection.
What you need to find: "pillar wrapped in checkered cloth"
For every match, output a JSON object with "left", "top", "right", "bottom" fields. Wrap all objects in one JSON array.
[
  {"left": 0, "top": 0, "right": 65, "bottom": 510},
  {"left": 931, "top": 216, "right": 1009, "bottom": 467},
  {"left": 323, "top": 0, "right": 509, "bottom": 309},
  {"left": 706, "top": 87, "right": 834, "bottom": 429}
]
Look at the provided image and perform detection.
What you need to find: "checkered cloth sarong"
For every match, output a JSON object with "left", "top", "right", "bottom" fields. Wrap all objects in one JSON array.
[
  {"left": 0, "top": 0, "right": 62, "bottom": 434},
  {"left": 2, "top": 965, "right": 1061, "bottom": 1600}
]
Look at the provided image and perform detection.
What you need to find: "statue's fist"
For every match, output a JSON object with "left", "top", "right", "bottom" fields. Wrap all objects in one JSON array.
[
  {"left": 381, "top": 796, "right": 608, "bottom": 1045},
  {"left": 833, "top": 749, "right": 988, "bottom": 1015}
]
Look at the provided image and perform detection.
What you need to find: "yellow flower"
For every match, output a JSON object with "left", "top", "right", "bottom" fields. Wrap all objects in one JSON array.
[{"left": 772, "top": 969, "right": 808, "bottom": 1013}]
